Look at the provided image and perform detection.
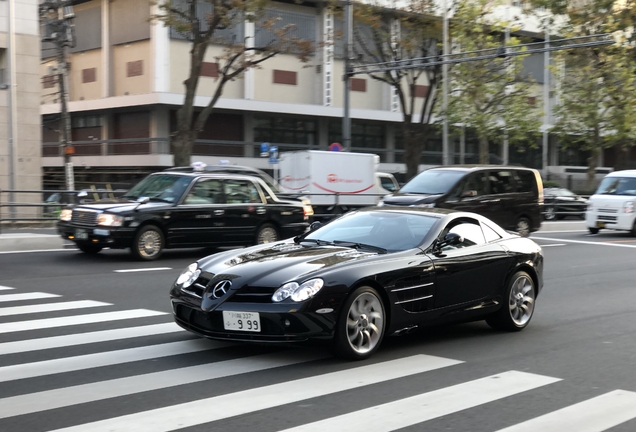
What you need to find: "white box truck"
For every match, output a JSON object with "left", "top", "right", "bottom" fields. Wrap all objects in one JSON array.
[{"left": 278, "top": 150, "right": 398, "bottom": 217}]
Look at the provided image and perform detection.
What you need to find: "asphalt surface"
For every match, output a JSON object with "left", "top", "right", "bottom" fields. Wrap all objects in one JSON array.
[{"left": 1, "top": 222, "right": 636, "bottom": 431}]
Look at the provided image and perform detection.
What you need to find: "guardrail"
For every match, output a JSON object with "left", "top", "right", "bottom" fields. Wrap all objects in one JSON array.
[{"left": 0, "top": 189, "right": 126, "bottom": 234}]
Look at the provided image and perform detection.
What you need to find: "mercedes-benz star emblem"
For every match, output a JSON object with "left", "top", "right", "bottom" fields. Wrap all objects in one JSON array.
[{"left": 211, "top": 280, "right": 232, "bottom": 299}]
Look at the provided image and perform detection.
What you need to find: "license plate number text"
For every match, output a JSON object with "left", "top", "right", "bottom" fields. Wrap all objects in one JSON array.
[{"left": 223, "top": 311, "right": 261, "bottom": 332}]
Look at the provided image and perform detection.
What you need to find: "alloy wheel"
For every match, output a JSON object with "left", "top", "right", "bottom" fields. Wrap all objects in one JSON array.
[
  {"left": 508, "top": 275, "right": 535, "bottom": 327},
  {"left": 257, "top": 225, "right": 279, "bottom": 244},
  {"left": 138, "top": 229, "right": 162, "bottom": 258},
  {"left": 346, "top": 292, "right": 384, "bottom": 355}
]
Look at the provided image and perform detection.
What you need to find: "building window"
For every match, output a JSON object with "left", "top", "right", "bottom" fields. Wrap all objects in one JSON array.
[
  {"left": 254, "top": 116, "right": 316, "bottom": 146},
  {"left": 413, "top": 85, "right": 429, "bottom": 98},
  {"left": 82, "top": 68, "right": 97, "bottom": 83},
  {"left": 42, "top": 75, "right": 56, "bottom": 89},
  {"left": 127, "top": 60, "right": 143, "bottom": 77},
  {"left": 273, "top": 70, "right": 297, "bottom": 85},
  {"left": 351, "top": 78, "right": 366, "bottom": 92},
  {"left": 72, "top": 115, "right": 102, "bottom": 129},
  {"left": 201, "top": 62, "right": 219, "bottom": 78},
  {"left": 329, "top": 121, "right": 384, "bottom": 149}
]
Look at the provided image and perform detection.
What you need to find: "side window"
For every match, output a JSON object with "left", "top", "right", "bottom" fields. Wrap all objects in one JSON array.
[
  {"left": 443, "top": 220, "right": 486, "bottom": 249},
  {"left": 516, "top": 170, "right": 537, "bottom": 194},
  {"left": 184, "top": 179, "right": 223, "bottom": 204},
  {"left": 380, "top": 176, "right": 398, "bottom": 192},
  {"left": 489, "top": 170, "right": 515, "bottom": 194},
  {"left": 460, "top": 172, "right": 488, "bottom": 197},
  {"left": 224, "top": 180, "right": 263, "bottom": 204},
  {"left": 481, "top": 222, "right": 502, "bottom": 243}
]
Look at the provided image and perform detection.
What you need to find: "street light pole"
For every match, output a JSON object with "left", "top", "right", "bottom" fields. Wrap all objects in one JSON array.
[
  {"left": 442, "top": 0, "right": 450, "bottom": 166},
  {"left": 542, "top": 21, "right": 550, "bottom": 179}
]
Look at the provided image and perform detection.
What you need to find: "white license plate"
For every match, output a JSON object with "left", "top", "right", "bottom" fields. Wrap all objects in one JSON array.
[
  {"left": 223, "top": 311, "right": 261, "bottom": 332},
  {"left": 596, "top": 221, "right": 606, "bottom": 228},
  {"left": 93, "top": 229, "right": 110, "bottom": 236},
  {"left": 75, "top": 229, "right": 88, "bottom": 240}
]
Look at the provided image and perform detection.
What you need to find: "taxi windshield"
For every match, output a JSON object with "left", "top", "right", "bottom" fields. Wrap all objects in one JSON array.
[{"left": 123, "top": 175, "right": 193, "bottom": 203}]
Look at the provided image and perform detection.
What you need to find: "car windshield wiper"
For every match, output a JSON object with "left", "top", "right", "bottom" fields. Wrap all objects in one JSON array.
[
  {"left": 298, "top": 238, "right": 335, "bottom": 246},
  {"left": 332, "top": 240, "right": 387, "bottom": 254},
  {"left": 147, "top": 197, "right": 172, "bottom": 203}
]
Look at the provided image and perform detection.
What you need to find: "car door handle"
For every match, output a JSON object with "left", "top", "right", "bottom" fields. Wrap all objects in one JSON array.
[{"left": 214, "top": 209, "right": 224, "bottom": 216}]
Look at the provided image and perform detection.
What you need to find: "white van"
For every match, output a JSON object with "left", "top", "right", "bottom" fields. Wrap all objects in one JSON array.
[{"left": 586, "top": 170, "right": 636, "bottom": 235}]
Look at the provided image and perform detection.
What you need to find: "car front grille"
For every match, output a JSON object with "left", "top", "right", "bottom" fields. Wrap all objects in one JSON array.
[
  {"left": 598, "top": 215, "right": 617, "bottom": 222},
  {"left": 598, "top": 208, "right": 618, "bottom": 214},
  {"left": 230, "top": 286, "right": 277, "bottom": 303},
  {"left": 71, "top": 210, "right": 99, "bottom": 226}
]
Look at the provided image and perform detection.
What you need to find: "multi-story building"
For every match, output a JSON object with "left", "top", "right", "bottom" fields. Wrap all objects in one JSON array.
[{"left": 0, "top": 0, "right": 42, "bottom": 197}]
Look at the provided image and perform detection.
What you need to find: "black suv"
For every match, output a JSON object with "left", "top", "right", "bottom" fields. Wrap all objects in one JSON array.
[{"left": 57, "top": 170, "right": 312, "bottom": 260}]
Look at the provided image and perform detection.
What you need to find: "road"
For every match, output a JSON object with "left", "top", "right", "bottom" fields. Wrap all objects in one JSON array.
[{"left": 1, "top": 225, "right": 636, "bottom": 431}]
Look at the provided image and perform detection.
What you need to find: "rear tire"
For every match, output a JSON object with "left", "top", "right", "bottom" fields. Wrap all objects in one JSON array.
[
  {"left": 486, "top": 271, "right": 535, "bottom": 332},
  {"left": 256, "top": 223, "right": 279, "bottom": 244},
  {"left": 77, "top": 243, "right": 102, "bottom": 255},
  {"left": 332, "top": 286, "right": 386, "bottom": 360},
  {"left": 516, "top": 217, "right": 531, "bottom": 237},
  {"left": 588, "top": 227, "right": 600, "bottom": 235},
  {"left": 131, "top": 225, "right": 164, "bottom": 261}
]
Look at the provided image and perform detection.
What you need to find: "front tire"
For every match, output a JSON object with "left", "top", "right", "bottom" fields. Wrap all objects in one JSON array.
[
  {"left": 486, "top": 271, "right": 536, "bottom": 332},
  {"left": 332, "top": 286, "right": 386, "bottom": 360},
  {"left": 77, "top": 243, "right": 102, "bottom": 255},
  {"left": 131, "top": 225, "right": 164, "bottom": 261},
  {"left": 589, "top": 227, "right": 600, "bottom": 234},
  {"left": 256, "top": 223, "right": 279, "bottom": 244}
]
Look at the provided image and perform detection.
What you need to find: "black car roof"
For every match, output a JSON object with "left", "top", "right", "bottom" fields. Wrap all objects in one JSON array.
[{"left": 424, "top": 165, "right": 536, "bottom": 172}]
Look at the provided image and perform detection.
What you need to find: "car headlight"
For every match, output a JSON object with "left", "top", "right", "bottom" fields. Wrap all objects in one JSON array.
[
  {"left": 176, "top": 263, "right": 201, "bottom": 289},
  {"left": 97, "top": 213, "right": 124, "bottom": 227},
  {"left": 59, "top": 209, "right": 72, "bottom": 222},
  {"left": 272, "top": 278, "right": 324, "bottom": 302},
  {"left": 624, "top": 202, "right": 635, "bottom": 214},
  {"left": 377, "top": 200, "right": 385, "bottom": 207}
]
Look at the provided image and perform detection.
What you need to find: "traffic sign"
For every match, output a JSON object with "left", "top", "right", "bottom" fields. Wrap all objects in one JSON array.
[
  {"left": 329, "top": 142, "right": 343, "bottom": 152},
  {"left": 260, "top": 142, "right": 270, "bottom": 158}
]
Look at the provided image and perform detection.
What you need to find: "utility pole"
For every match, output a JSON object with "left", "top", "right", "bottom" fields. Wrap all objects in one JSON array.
[
  {"left": 40, "top": 0, "right": 76, "bottom": 191},
  {"left": 342, "top": 0, "right": 353, "bottom": 152},
  {"left": 442, "top": 0, "right": 450, "bottom": 166}
]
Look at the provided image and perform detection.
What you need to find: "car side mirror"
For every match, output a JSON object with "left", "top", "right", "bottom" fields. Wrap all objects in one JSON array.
[
  {"left": 434, "top": 232, "right": 464, "bottom": 254},
  {"left": 461, "top": 190, "right": 477, "bottom": 198},
  {"left": 309, "top": 221, "right": 322, "bottom": 231},
  {"left": 137, "top": 197, "right": 150, "bottom": 204}
]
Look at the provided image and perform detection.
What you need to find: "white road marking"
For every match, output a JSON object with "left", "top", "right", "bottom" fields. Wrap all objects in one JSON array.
[
  {"left": 495, "top": 390, "right": 636, "bottom": 432},
  {"left": 113, "top": 267, "right": 173, "bottom": 273},
  {"left": 0, "top": 292, "right": 62, "bottom": 303},
  {"left": 0, "top": 309, "right": 166, "bottom": 334},
  {"left": 533, "top": 236, "right": 636, "bottom": 249},
  {"left": 539, "top": 243, "right": 567, "bottom": 247},
  {"left": 0, "top": 351, "right": 326, "bottom": 419},
  {"left": 0, "top": 300, "right": 110, "bottom": 317},
  {"left": 0, "top": 286, "right": 15, "bottom": 291},
  {"left": 0, "top": 322, "right": 181, "bottom": 356},
  {"left": 47, "top": 355, "right": 463, "bottom": 432},
  {"left": 279, "top": 371, "right": 561, "bottom": 432},
  {"left": 0, "top": 248, "right": 76, "bottom": 255},
  {"left": 0, "top": 339, "right": 226, "bottom": 383}
]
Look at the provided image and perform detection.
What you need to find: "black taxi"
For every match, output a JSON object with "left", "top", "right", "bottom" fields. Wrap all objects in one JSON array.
[{"left": 57, "top": 168, "right": 313, "bottom": 260}]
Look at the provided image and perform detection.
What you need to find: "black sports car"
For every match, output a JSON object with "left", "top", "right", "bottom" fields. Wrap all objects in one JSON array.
[
  {"left": 543, "top": 187, "right": 588, "bottom": 220},
  {"left": 170, "top": 207, "right": 543, "bottom": 359}
]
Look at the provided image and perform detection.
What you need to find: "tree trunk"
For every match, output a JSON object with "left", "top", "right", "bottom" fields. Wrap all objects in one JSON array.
[
  {"left": 478, "top": 134, "right": 489, "bottom": 165},
  {"left": 172, "top": 128, "right": 196, "bottom": 167},
  {"left": 586, "top": 147, "right": 599, "bottom": 193},
  {"left": 402, "top": 122, "right": 428, "bottom": 181}
]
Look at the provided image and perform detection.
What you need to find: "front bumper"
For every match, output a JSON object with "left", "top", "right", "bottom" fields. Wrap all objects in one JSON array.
[
  {"left": 57, "top": 222, "right": 136, "bottom": 249},
  {"left": 170, "top": 296, "right": 336, "bottom": 343},
  {"left": 585, "top": 210, "right": 636, "bottom": 231}
]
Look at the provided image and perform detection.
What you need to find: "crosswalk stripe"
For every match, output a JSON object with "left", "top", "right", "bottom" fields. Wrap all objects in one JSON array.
[
  {"left": 495, "top": 390, "right": 636, "bottom": 432},
  {"left": 278, "top": 370, "right": 562, "bottom": 432},
  {"left": 0, "top": 338, "right": 227, "bottom": 383},
  {"left": 0, "top": 322, "right": 181, "bottom": 356},
  {"left": 46, "top": 354, "right": 463, "bottom": 432},
  {"left": 0, "top": 300, "right": 110, "bottom": 317},
  {"left": 0, "top": 351, "right": 327, "bottom": 419},
  {"left": 0, "top": 309, "right": 167, "bottom": 334},
  {"left": 0, "top": 286, "right": 15, "bottom": 291},
  {"left": 0, "top": 292, "right": 62, "bottom": 303}
]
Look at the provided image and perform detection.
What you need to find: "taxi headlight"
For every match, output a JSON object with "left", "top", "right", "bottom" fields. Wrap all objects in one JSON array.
[
  {"left": 97, "top": 213, "right": 124, "bottom": 227},
  {"left": 272, "top": 278, "right": 324, "bottom": 302},
  {"left": 176, "top": 263, "right": 201, "bottom": 289},
  {"left": 59, "top": 209, "right": 72, "bottom": 222}
]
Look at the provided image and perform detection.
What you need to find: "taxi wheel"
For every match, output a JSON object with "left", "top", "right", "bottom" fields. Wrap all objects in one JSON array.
[
  {"left": 78, "top": 243, "right": 102, "bottom": 255},
  {"left": 256, "top": 223, "right": 279, "bottom": 244},
  {"left": 131, "top": 225, "right": 164, "bottom": 261}
]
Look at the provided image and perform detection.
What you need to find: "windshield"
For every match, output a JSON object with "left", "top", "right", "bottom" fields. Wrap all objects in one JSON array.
[
  {"left": 399, "top": 170, "right": 466, "bottom": 195},
  {"left": 595, "top": 177, "right": 636, "bottom": 196},
  {"left": 122, "top": 174, "right": 193, "bottom": 203},
  {"left": 303, "top": 211, "right": 438, "bottom": 252}
]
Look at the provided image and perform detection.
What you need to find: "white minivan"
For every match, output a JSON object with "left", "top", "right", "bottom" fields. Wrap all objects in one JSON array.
[{"left": 586, "top": 170, "right": 636, "bottom": 235}]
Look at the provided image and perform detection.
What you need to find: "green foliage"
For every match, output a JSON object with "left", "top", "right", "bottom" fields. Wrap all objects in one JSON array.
[{"left": 442, "top": 0, "right": 541, "bottom": 163}]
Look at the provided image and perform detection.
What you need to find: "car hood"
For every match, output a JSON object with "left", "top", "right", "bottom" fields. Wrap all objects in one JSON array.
[
  {"left": 589, "top": 194, "right": 632, "bottom": 209},
  {"left": 72, "top": 200, "right": 171, "bottom": 213},
  {"left": 197, "top": 241, "right": 381, "bottom": 289},
  {"left": 382, "top": 193, "right": 443, "bottom": 206}
]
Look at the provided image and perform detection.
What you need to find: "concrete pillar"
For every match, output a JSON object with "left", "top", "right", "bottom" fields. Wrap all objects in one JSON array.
[
  {"left": 385, "top": 123, "right": 395, "bottom": 163},
  {"left": 243, "top": 111, "right": 254, "bottom": 157},
  {"left": 101, "top": 0, "right": 112, "bottom": 98},
  {"left": 151, "top": 0, "right": 170, "bottom": 93},
  {"left": 317, "top": 117, "right": 329, "bottom": 149},
  {"left": 244, "top": 21, "right": 255, "bottom": 100}
]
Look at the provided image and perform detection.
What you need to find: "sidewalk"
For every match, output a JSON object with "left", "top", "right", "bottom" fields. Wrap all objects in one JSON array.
[{"left": 0, "top": 221, "right": 588, "bottom": 254}]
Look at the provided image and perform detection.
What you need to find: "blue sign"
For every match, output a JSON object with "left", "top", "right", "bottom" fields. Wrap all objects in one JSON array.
[
  {"left": 269, "top": 146, "right": 279, "bottom": 164},
  {"left": 260, "top": 142, "right": 270, "bottom": 157},
  {"left": 269, "top": 156, "right": 279, "bottom": 164}
]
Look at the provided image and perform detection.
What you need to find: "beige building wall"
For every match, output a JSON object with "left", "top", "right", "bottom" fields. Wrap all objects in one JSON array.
[
  {"left": 0, "top": 0, "right": 42, "bottom": 205},
  {"left": 169, "top": 40, "right": 244, "bottom": 99},
  {"left": 69, "top": 49, "right": 103, "bottom": 101},
  {"left": 113, "top": 40, "right": 151, "bottom": 96},
  {"left": 254, "top": 53, "right": 318, "bottom": 105}
]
